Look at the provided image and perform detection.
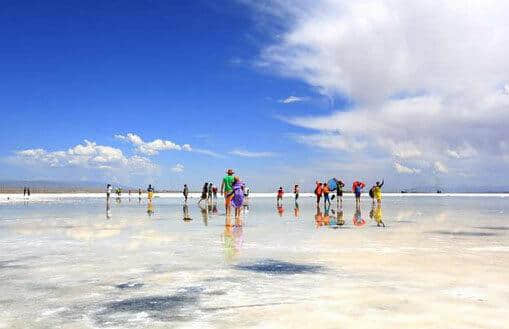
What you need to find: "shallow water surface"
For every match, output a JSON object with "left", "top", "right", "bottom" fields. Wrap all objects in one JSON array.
[{"left": 1, "top": 195, "right": 508, "bottom": 328}]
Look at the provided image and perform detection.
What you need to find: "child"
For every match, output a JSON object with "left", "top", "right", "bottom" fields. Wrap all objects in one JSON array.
[{"left": 231, "top": 176, "right": 245, "bottom": 219}]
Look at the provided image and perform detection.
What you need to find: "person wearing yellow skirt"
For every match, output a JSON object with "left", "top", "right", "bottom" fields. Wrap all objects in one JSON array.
[{"left": 147, "top": 184, "right": 154, "bottom": 201}]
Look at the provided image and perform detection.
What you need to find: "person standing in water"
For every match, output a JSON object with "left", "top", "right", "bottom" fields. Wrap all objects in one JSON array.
[
  {"left": 198, "top": 182, "right": 208, "bottom": 205},
  {"left": 183, "top": 184, "right": 189, "bottom": 203},
  {"left": 314, "top": 181, "right": 323, "bottom": 205},
  {"left": 147, "top": 184, "right": 154, "bottom": 201},
  {"left": 231, "top": 176, "right": 245, "bottom": 220},
  {"left": 221, "top": 169, "right": 235, "bottom": 215},
  {"left": 212, "top": 185, "right": 218, "bottom": 199},
  {"left": 294, "top": 184, "right": 300, "bottom": 201},
  {"left": 373, "top": 180, "right": 384, "bottom": 206},
  {"left": 27, "top": 187, "right": 31, "bottom": 197},
  {"left": 23, "top": 187, "right": 27, "bottom": 197},
  {"left": 276, "top": 187, "right": 284, "bottom": 205},
  {"left": 207, "top": 183, "right": 213, "bottom": 203},
  {"left": 322, "top": 182, "right": 331, "bottom": 207},
  {"left": 353, "top": 181, "right": 365, "bottom": 207},
  {"left": 334, "top": 178, "right": 345, "bottom": 207},
  {"left": 106, "top": 184, "right": 112, "bottom": 202}
]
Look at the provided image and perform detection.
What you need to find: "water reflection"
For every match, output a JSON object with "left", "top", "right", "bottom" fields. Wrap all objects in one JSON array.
[
  {"left": 147, "top": 201, "right": 154, "bottom": 217},
  {"left": 223, "top": 212, "right": 244, "bottom": 261},
  {"left": 277, "top": 204, "right": 284, "bottom": 217},
  {"left": 199, "top": 204, "right": 209, "bottom": 226},
  {"left": 353, "top": 204, "right": 366, "bottom": 227},
  {"left": 183, "top": 204, "right": 192, "bottom": 221},
  {"left": 370, "top": 203, "right": 385, "bottom": 227},
  {"left": 106, "top": 200, "right": 112, "bottom": 219}
]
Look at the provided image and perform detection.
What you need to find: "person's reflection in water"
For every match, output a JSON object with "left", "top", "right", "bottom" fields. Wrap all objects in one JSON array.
[
  {"left": 223, "top": 212, "right": 236, "bottom": 261},
  {"left": 277, "top": 203, "right": 284, "bottom": 217},
  {"left": 147, "top": 200, "right": 154, "bottom": 217},
  {"left": 199, "top": 204, "right": 209, "bottom": 226},
  {"left": 315, "top": 205, "right": 324, "bottom": 228},
  {"left": 294, "top": 201, "right": 300, "bottom": 219},
  {"left": 337, "top": 206, "right": 345, "bottom": 227},
  {"left": 183, "top": 204, "right": 192, "bottom": 221},
  {"left": 323, "top": 204, "right": 331, "bottom": 225},
  {"left": 106, "top": 199, "right": 112, "bottom": 219},
  {"left": 374, "top": 204, "right": 385, "bottom": 227},
  {"left": 353, "top": 203, "right": 366, "bottom": 227}
]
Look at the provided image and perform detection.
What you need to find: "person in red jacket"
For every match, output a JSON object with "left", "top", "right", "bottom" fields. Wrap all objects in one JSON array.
[{"left": 314, "top": 181, "right": 323, "bottom": 205}]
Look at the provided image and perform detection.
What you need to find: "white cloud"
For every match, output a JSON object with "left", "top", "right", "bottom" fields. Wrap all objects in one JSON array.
[
  {"left": 230, "top": 149, "right": 276, "bottom": 158},
  {"left": 115, "top": 133, "right": 191, "bottom": 156},
  {"left": 279, "top": 96, "right": 306, "bottom": 104},
  {"left": 434, "top": 161, "right": 448, "bottom": 174},
  {"left": 393, "top": 162, "right": 421, "bottom": 174},
  {"left": 171, "top": 163, "right": 184, "bottom": 173},
  {"left": 15, "top": 140, "right": 157, "bottom": 174},
  {"left": 245, "top": 0, "right": 509, "bottom": 183}
]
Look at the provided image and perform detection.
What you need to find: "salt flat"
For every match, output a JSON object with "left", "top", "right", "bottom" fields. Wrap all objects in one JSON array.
[{"left": 0, "top": 195, "right": 508, "bottom": 328}]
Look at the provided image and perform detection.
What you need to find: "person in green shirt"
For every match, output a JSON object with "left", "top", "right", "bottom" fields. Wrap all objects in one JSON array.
[{"left": 221, "top": 169, "right": 235, "bottom": 215}]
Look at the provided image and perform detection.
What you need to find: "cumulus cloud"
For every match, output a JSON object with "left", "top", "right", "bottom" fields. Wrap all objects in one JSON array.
[
  {"left": 171, "top": 163, "right": 184, "bottom": 173},
  {"left": 279, "top": 96, "right": 307, "bottom": 104},
  {"left": 115, "top": 133, "right": 192, "bottom": 156},
  {"left": 394, "top": 162, "right": 421, "bottom": 174},
  {"left": 14, "top": 140, "right": 157, "bottom": 174},
  {"left": 230, "top": 149, "right": 276, "bottom": 158},
  {"left": 246, "top": 0, "right": 509, "bottom": 184}
]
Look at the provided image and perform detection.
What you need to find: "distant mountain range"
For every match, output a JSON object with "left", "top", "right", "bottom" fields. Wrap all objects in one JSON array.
[{"left": 0, "top": 180, "right": 508, "bottom": 193}]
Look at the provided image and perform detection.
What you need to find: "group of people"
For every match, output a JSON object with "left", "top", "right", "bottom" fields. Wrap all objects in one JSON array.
[
  {"left": 196, "top": 182, "right": 218, "bottom": 204},
  {"left": 106, "top": 184, "right": 153, "bottom": 202},
  {"left": 273, "top": 179, "right": 385, "bottom": 207}
]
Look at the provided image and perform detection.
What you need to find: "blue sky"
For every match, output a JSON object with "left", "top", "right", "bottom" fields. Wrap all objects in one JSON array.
[{"left": 2, "top": 0, "right": 509, "bottom": 191}]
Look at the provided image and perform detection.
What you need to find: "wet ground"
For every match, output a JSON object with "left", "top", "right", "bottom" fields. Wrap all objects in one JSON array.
[{"left": 1, "top": 195, "right": 508, "bottom": 328}]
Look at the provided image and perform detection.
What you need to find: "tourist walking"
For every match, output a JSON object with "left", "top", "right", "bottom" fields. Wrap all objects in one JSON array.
[
  {"left": 294, "top": 184, "right": 300, "bottom": 201},
  {"left": 231, "top": 176, "right": 245, "bottom": 219},
  {"left": 323, "top": 182, "right": 331, "bottom": 207},
  {"left": 221, "top": 169, "right": 235, "bottom": 215}
]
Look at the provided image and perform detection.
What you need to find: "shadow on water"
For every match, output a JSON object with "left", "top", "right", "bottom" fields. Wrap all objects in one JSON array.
[
  {"left": 235, "top": 259, "right": 323, "bottom": 275},
  {"left": 474, "top": 226, "right": 509, "bottom": 231},
  {"left": 95, "top": 287, "right": 202, "bottom": 326},
  {"left": 426, "top": 230, "right": 498, "bottom": 237}
]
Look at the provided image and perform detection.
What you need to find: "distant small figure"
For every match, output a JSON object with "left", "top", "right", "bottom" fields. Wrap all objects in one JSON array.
[
  {"left": 198, "top": 182, "right": 208, "bottom": 205},
  {"left": 277, "top": 187, "right": 284, "bottom": 204},
  {"left": 314, "top": 181, "right": 323, "bottom": 205},
  {"left": 27, "top": 188, "right": 31, "bottom": 197},
  {"left": 23, "top": 187, "right": 27, "bottom": 197},
  {"left": 207, "top": 183, "right": 213, "bottom": 202},
  {"left": 294, "top": 184, "right": 300, "bottom": 201},
  {"left": 128, "top": 189, "right": 131, "bottom": 197},
  {"left": 212, "top": 186, "right": 218, "bottom": 199},
  {"left": 183, "top": 184, "right": 189, "bottom": 203},
  {"left": 138, "top": 188, "right": 142, "bottom": 197},
  {"left": 147, "top": 184, "right": 154, "bottom": 201},
  {"left": 106, "top": 184, "right": 112, "bottom": 201}
]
